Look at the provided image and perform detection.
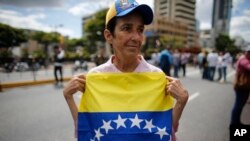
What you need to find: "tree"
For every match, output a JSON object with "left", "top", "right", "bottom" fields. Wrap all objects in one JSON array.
[
  {"left": 66, "top": 38, "right": 87, "bottom": 52},
  {"left": 159, "top": 36, "right": 184, "bottom": 50},
  {"left": 32, "top": 31, "right": 60, "bottom": 56},
  {"left": 64, "top": 37, "right": 91, "bottom": 60},
  {"left": 215, "top": 34, "right": 235, "bottom": 52},
  {"left": 32, "top": 31, "right": 60, "bottom": 45},
  {"left": 84, "top": 8, "right": 108, "bottom": 53},
  {"left": 0, "top": 23, "right": 27, "bottom": 48},
  {"left": 215, "top": 34, "right": 241, "bottom": 55},
  {"left": 31, "top": 31, "right": 61, "bottom": 67}
]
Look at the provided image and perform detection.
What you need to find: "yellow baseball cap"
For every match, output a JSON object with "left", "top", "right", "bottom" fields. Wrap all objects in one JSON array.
[{"left": 106, "top": 0, "right": 153, "bottom": 26}]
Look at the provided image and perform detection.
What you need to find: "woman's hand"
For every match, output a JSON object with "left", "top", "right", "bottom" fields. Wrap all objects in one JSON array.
[
  {"left": 165, "top": 76, "right": 189, "bottom": 104},
  {"left": 63, "top": 74, "right": 86, "bottom": 98}
]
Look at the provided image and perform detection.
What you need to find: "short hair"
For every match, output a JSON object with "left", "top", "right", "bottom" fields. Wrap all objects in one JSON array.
[
  {"left": 54, "top": 45, "right": 60, "bottom": 50},
  {"left": 106, "top": 17, "right": 117, "bottom": 36}
]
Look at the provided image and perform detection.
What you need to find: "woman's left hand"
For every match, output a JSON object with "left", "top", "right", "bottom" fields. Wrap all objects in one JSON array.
[{"left": 165, "top": 76, "right": 189, "bottom": 104}]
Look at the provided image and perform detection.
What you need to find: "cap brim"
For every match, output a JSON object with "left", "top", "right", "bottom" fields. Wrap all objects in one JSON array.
[{"left": 116, "top": 4, "right": 153, "bottom": 25}]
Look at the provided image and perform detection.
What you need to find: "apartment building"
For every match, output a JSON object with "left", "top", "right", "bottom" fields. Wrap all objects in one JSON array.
[
  {"left": 154, "top": 0, "right": 197, "bottom": 46},
  {"left": 146, "top": 17, "right": 188, "bottom": 44}
]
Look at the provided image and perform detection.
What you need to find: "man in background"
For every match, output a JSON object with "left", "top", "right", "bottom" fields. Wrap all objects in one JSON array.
[{"left": 54, "top": 45, "right": 64, "bottom": 87}]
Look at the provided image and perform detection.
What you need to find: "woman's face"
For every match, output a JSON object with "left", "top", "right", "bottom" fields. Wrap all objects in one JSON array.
[{"left": 107, "top": 12, "right": 144, "bottom": 59}]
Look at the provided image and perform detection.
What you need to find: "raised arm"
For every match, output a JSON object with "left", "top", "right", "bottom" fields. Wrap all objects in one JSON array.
[
  {"left": 165, "top": 76, "right": 189, "bottom": 132},
  {"left": 63, "top": 74, "right": 86, "bottom": 123}
]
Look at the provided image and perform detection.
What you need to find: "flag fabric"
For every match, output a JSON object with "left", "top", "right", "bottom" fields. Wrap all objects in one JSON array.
[{"left": 78, "top": 72, "right": 174, "bottom": 141}]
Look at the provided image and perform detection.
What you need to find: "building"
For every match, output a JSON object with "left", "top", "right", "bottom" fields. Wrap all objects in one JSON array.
[
  {"left": 154, "top": 0, "right": 197, "bottom": 46},
  {"left": 145, "top": 17, "right": 188, "bottom": 46},
  {"left": 211, "top": 0, "right": 233, "bottom": 46}
]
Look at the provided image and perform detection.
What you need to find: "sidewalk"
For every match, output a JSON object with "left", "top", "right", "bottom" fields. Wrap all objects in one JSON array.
[
  {"left": 0, "top": 62, "right": 96, "bottom": 90},
  {"left": 0, "top": 64, "right": 232, "bottom": 90}
]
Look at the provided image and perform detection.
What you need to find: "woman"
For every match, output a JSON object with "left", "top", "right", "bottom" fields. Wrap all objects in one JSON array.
[
  {"left": 231, "top": 46, "right": 250, "bottom": 125},
  {"left": 63, "top": 0, "right": 189, "bottom": 140}
]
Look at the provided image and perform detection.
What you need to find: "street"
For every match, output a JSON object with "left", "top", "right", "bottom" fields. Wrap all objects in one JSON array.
[{"left": 0, "top": 66, "right": 249, "bottom": 141}]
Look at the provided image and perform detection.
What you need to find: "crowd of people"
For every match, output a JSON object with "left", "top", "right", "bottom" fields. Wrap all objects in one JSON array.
[
  {"left": 150, "top": 48, "right": 234, "bottom": 83},
  {"left": 198, "top": 50, "right": 233, "bottom": 83},
  {"left": 150, "top": 46, "right": 250, "bottom": 128},
  {"left": 150, "top": 47, "right": 190, "bottom": 78}
]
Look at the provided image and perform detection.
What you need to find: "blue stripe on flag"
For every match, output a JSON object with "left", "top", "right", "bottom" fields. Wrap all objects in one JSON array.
[{"left": 78, "top": 110, "right": 172, "bottom": 141}]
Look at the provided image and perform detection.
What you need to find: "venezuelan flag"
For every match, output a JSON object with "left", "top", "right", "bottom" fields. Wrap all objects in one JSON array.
[{"left": 78, "top": 72, "right": 174, "bottom": 141}]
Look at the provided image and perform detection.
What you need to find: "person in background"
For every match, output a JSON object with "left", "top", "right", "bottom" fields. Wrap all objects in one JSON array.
[
  {"left": 150, "top": 49, "right": 160, "bottom": 66},
  {"left": 180, "top": 50, "right": 189, "bottom": 77},
  {"left": 230, "top": 46, "right": 250, "bottom": 126},
  {"left": 197, "top": 51, "right": 205, "bottom": 73},
  {"left": 173, "top": 49, "right": 181, "bottom": 78},
  {"left": 63, "top": 0, "right": 189, "bottom": 140},
  {"left": 159, "top": 47, "right": 173, "bottom": 76},
  {"left": 216, "top": 52, "right": 224, "bottom": 82},
  {"left": 207, "top": 50, "right": 218, "bottom": 81},
  {"left": 202, "top": 51, "right": 209, "bottom": 80},
  {"left": 54, "top": 45, "right": 64, "bottom": 87},
  {"left": 221, "top": 52, "right": 232, "bottom": 83}
]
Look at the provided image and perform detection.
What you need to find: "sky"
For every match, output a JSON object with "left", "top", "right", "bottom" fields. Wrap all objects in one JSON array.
[{"left": 0, "top": 0, "right": 250, "bottom": 42}]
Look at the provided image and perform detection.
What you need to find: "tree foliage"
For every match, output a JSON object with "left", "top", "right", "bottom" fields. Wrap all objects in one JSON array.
[
  {"left": 83, "top": 8, "right": 108, "bottom": 53},
  {"left": 215, "top": 34, "right": 241, "bottom": 55},
  {"left": 215, "top": 34, "right": 234, "bottom": 52},
  {"left": 31, "top": 31, "right": 61, "bottom": 58},
  {"left": 31, "top": 31, "right": 60, "bottom": 44},
  {"left": 159, "top": 36, "right": 185, "bottom": 49},
  {"left": 0, "top": 23, "right": 27, "bottom": 48},
  {"left": 66, "top": 38, "right": 87, "bottom": 52}
]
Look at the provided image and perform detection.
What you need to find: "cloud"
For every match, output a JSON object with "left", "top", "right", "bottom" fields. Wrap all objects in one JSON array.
[
  {"left": 230, "top": 9, "right": 250, "bottom": 41},
  {"left": 0, "top": 0, "right": 68, "bottom": 7},
  {"left": 68, "top": 0, "right": 153, "bottom": 17},
  {"left": 232, "top": 0, "right": 245, "bottom": 14},
  {"left": 0, "top": 9, "right": 46, "bottom": 29},
  {"left": 68, "top": 0, "right": 113, "bottom": 17},
  {"left": 137, "top": 0, "right": 154, "bottom": 8},
  {"left": 196, "top": 0, "right": 213, "bottom": 29},
  {"left": 0, "top": 9, "right": 75, "bottom": 38}
]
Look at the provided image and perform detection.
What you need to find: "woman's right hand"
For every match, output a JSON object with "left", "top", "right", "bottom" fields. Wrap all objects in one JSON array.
[{"left": 63, "top": 74, "right": 86, "bottom": 98}]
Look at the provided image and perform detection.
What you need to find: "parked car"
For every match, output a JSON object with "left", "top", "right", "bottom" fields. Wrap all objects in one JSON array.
[
  {"left": 4, "top": 62, "right": 15, "bottom": 72},
  {"left": 14, "top": 62, "right": 29, "bottom": 72}
]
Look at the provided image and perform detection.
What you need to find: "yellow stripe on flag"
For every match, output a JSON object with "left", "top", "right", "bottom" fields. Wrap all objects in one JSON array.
[{"left": 79, "top": 72, "right": 174, "bottom": 112}]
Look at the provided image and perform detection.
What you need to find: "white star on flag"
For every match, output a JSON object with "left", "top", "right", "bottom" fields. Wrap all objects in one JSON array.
[
  {"left": 113, "top": 115, "right": 127, "bottom": 129},
  {"left": 143, "top": 119, "right": 156, "bottom": 132},
  {"left": 101, "top": 120, "right": 113, "bottom": 134},
  {"left": 94, "top": 128, "right": 103, "bottom": 141},
  {"left": 129, "top": 114, "right": 143, "bottom": 129},
  {"left": 90, "top": 139, "right": 95, "bottom": 141},
  {"left": 155, "top": 127, "right": 169, "bottom": 140}
]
